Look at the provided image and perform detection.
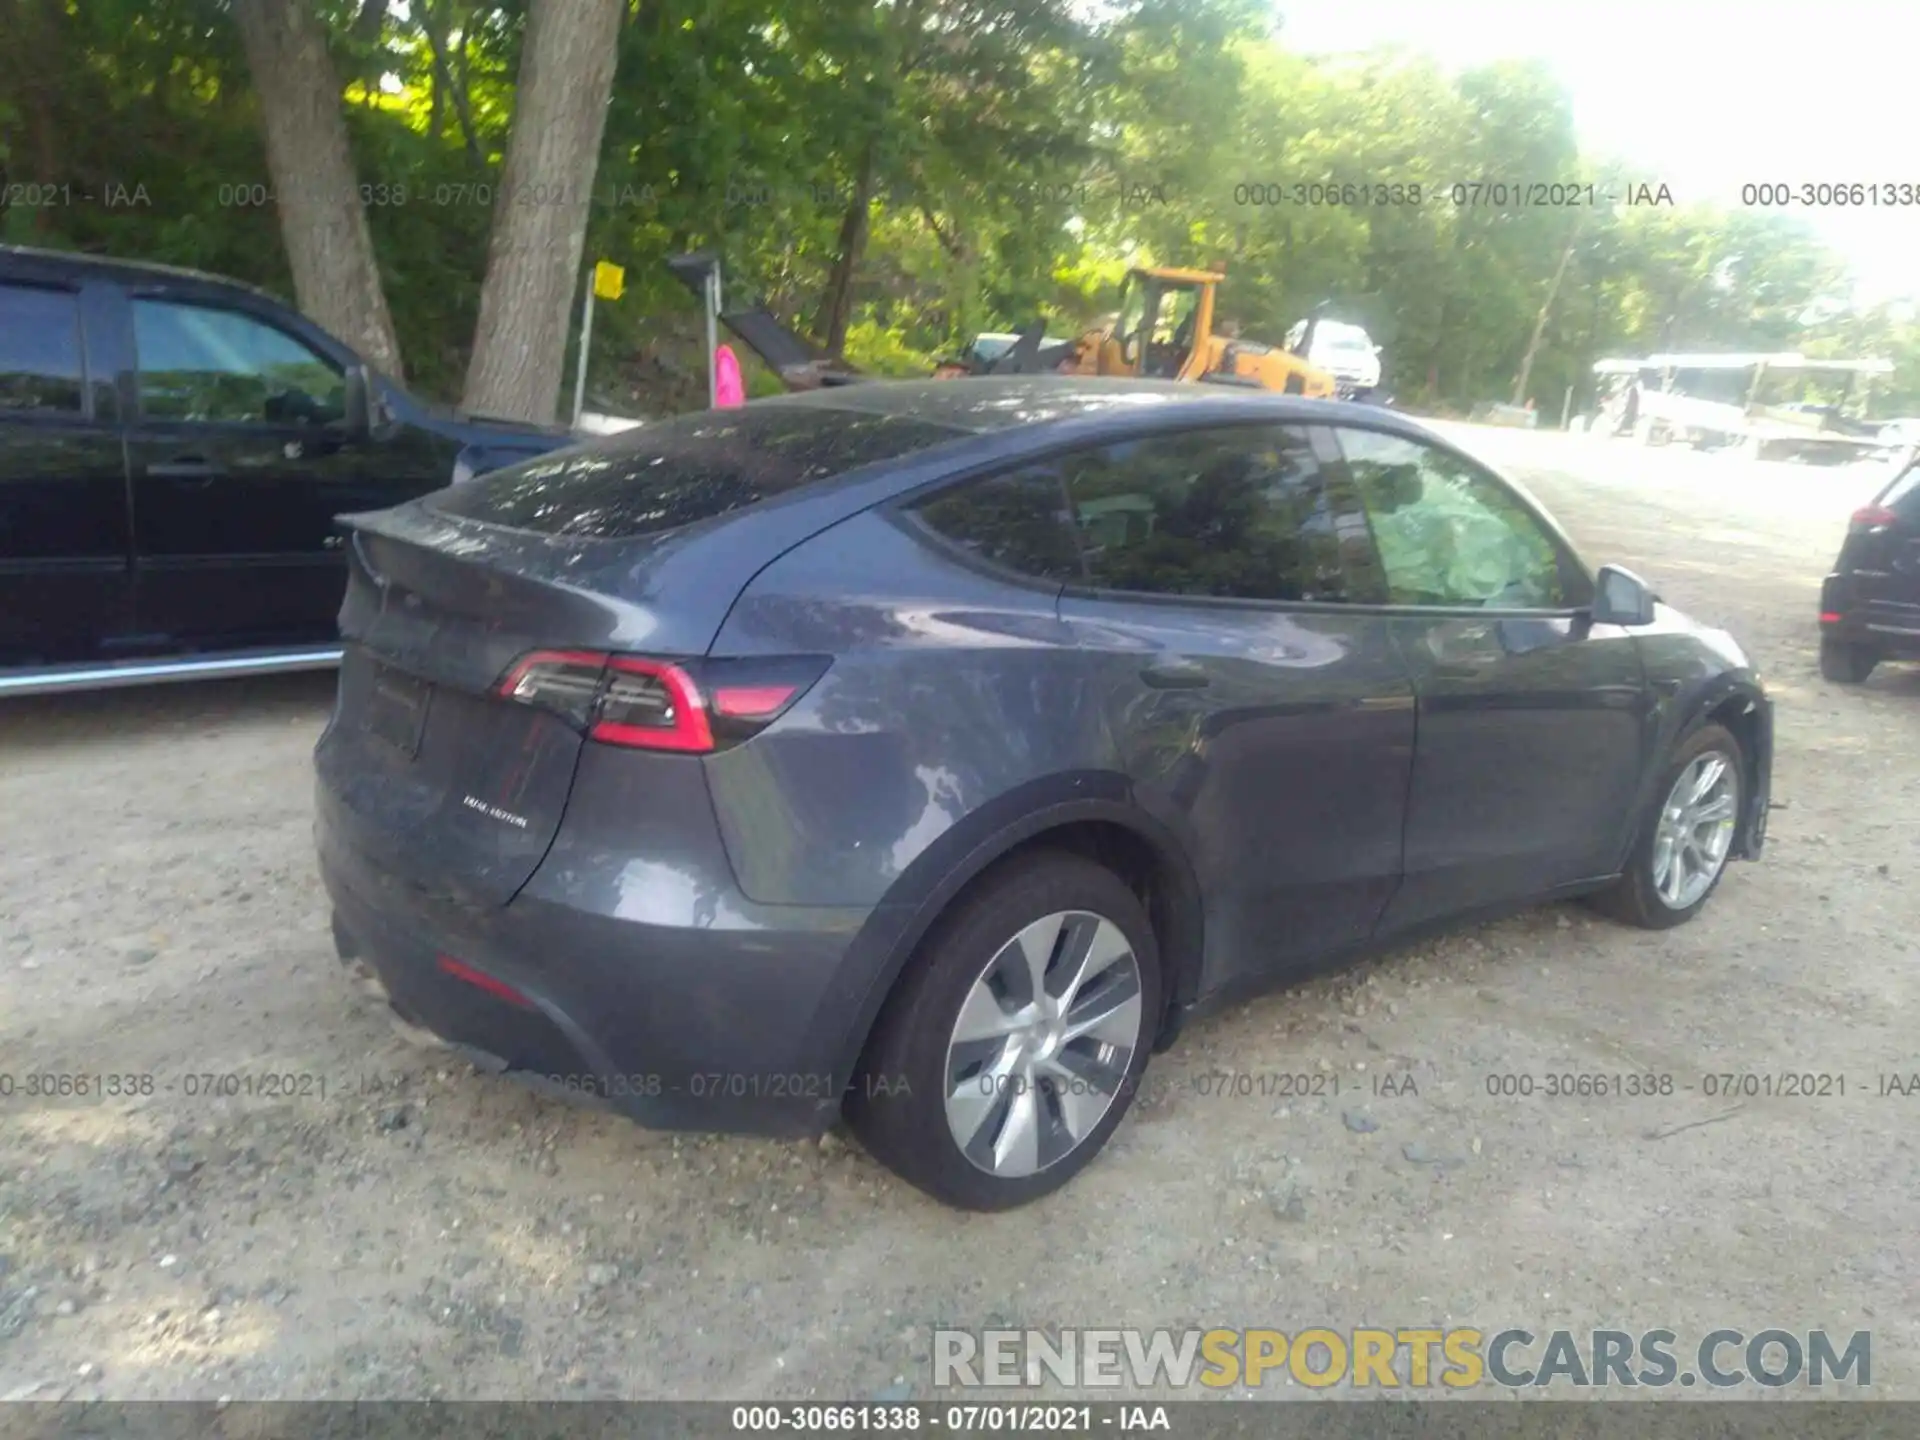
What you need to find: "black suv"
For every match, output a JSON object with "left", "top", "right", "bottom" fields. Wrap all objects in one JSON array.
[
  {"left": 1820, "top": 446, "right": 1920, "bottom": 683},
  {"left": 0, "top": 245, "right": 575, "bottom": 695}
]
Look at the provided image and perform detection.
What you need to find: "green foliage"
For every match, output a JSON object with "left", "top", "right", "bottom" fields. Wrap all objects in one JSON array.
[
  {"left": 841, "top": 317, "right": 941, "bottom": 377},
  {"left": 3, "top": 0, "right": 1915, "bottom": 414}
]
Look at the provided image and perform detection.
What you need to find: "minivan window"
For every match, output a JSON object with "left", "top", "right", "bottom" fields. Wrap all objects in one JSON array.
[
  {"left": 1059, "top": 425, "right": 1351, "bottom": 603},
  {"left": 0, "top": 284, "right": 85, "bottom": 415},
  {"left": 908, "top": 466, "right": 1084, "bottom": 582},
  {"left": 133, "top": 299, "right": 345, "bottom": 425},
  {"left": 430, "top": 406, "right": 966, "bottom": 539}
]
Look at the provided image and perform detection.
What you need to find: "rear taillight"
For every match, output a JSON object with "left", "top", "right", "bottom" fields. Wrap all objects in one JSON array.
[
  {"left": 712, "top": 685, "right": 802, "bottom": 718},
  {"left": 1850, "top": 504, "right": 1899, "bottom": 530},
  {"left": 497, "top": 651, "right": 609, "bottom": 728},
  {"left": 594, "top": 657, "right": 713, "bottom": 752},
  {"left": 495, "top": 650, "right": 828, "bottom": 753}
]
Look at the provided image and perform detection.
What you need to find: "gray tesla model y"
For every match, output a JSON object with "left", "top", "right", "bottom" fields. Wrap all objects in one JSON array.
[{"left": 315, "top": 377, "right": 1772, "bottom": 1209}]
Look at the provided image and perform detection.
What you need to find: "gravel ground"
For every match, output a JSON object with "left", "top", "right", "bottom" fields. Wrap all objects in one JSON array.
[{"left": 0, "top": 427, "right": 1914, "bottom": 1401}]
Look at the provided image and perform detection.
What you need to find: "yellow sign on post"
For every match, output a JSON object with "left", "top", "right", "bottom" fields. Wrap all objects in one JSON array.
[
  {"left": 592, "top": 260, "right": 626, "bottom": 301},
  {"left": 574, "top": 261, "right": 625, "bottom": 428}
]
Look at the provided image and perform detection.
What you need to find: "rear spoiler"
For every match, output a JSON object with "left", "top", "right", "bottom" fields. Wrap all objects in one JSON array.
[{"left": 666, "top": 252, "right": 869, "bottom": 391}]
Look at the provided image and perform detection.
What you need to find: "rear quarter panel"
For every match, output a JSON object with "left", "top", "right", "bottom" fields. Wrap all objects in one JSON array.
[{"left": 704, "top": 507, "right": 1114, "bottom": 907}]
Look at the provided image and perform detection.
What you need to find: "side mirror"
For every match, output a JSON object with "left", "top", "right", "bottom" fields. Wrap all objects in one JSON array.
[
  {"left": 1591, "top": 564, "right": 1658, "bottom": 626},
  {"left": 339, "top": 364, "right": 373, "bottom": 443}
]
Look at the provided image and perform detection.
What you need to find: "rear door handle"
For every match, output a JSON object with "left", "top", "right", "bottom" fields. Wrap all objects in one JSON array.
[
  {"left": 150, "top": 457, "right": 227, "bottom": 484},
  {"left": 1141, "top": 663, "right": 1210, "bottom": 690}
]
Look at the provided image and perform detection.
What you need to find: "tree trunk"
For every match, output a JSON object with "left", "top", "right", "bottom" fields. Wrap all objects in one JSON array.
[
  {"left": 1429, "top": 292, "right": 1451, "bottom": 403},
  {"left": 1511, "top": 225, "right": 1580, "bottom": 407},
  {"left": 352, "top": 0, "right": 389, "bottom": 44},
  {"left": 456, "top": 19, "right": 473, "bottom": 125},
  {"left": 428, "top": 30, "right": 443, "bottom": 139},
  {"left": 420, "top": 0, "right": 483, "bottom": 165},
  {"left": 3, "top": 0, "right": 68, "bottom": 234},
  {"left": 461, "top": 0, "right": 624, "bottom": 424},
  {"left": 814, "top": 140, "right": 878, "bottom": 359},
  {"left": 231, "top": 0, "right": 405, "bottom": 380},
  {"left": 917, "top": 199, "right": 966, "bottom": 262}
]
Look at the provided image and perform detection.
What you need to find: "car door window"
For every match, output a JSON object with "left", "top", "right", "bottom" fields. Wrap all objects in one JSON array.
[
  {"left": 906, "top": 465, "right": 1084, "bottom": 582},
  {"left": 0, "top": 284, "right": 86, "bottom": 415},
  {"left": 1336, "top": 427, "right": 1573, "bottom": 608},
  {"left": 132, "top": 299, "right": 344, "bottom": 426},
  {"left": 1059, "top": 424, "right": 1352, "bottom": 603}
]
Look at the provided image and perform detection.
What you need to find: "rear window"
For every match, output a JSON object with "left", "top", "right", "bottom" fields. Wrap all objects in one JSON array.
[
  {"left": 428, "top": 405, "right": 965, "bottom": 539},
  {"left": 1882, "top": 462, "right": 1920, "bottom": 521}
]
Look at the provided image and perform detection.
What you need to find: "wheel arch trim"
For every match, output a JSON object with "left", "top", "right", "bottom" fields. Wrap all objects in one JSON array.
[
  {"left": 1673, "top": 674, "right": 1772, "bottom": 861},
  {"left": 816, "top": 771, "right": 1206, "bottom": 1095},
  {"left": 1612, "top": 671, "right": 1771, "bottom": 873}
]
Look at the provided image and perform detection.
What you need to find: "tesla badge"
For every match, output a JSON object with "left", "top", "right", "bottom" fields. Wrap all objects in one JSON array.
[{"left": 462, "top": 795, "right": 530, "bottom": 830}]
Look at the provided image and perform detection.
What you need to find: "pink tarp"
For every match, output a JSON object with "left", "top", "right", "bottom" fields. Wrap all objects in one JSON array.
[{"left": 714, "top": 344, "right": 745, "bottom": 407}]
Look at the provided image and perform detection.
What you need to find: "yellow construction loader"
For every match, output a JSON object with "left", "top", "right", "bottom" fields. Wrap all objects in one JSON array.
[
  {"left": 1056, "top": 264, "right": 1338, "bottom": 396},
  {"left": 669, "top": 252, "right": 1343, "bottom": 398}
]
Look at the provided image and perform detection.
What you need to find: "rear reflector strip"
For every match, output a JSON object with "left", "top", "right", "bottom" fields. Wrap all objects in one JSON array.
[
  {"left": 437, "top": 955, "right": 535, "bottom": 1009},
  {"left": 713, "top": 684, "right": 802, "bottom": 718},
  {"left": 1820, "top": 611, "right": 1843, "bottom": 624}
]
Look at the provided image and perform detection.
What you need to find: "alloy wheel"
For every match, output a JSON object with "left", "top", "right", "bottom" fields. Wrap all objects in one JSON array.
[
  {"left": 942, "top": 910, "right": 1144, "bottom": 1178},
  {"left": 1651, "top": 750, "right": 1740, "bottom": 910}
]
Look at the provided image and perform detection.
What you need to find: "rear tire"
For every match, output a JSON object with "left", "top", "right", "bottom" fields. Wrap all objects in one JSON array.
[
  {"left": 844, "top": 851, "right": 1161, "bottom": 1211},
  {"left": 1588, "top": 723, "right": 1744, "bottom": 930},
  {"left": 1819, "top": 636, "right": 1878, "bottom": 684}
]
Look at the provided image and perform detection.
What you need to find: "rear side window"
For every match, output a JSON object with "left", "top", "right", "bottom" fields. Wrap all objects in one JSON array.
[
  {"left": 1060, "top": 424, "right": 1352, "bottom": 603},
  {"left": 0, "top": 284, "right": 85, "bottom": 415},
  {"left": 907, "top": 466, "right": 1084, "bottom": 582},
  {"left": 430, "top": 406, "right": 965, "bottom": 539},
  {"left": 1881, "top": 463, "right": 1920, "bottom": 522}
]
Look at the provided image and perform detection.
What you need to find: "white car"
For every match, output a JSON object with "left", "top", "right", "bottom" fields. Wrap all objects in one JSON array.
[{"left": 1285, "top": 317, "right": 1382, "bottom": 391}]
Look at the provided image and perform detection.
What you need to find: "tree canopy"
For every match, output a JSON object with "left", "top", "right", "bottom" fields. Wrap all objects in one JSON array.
[{"left": 4, "top": 0, "right": 1914, "bottom": 419}]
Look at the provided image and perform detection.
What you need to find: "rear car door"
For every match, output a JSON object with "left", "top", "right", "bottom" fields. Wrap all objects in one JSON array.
[
  {"left": 1323, "top": 423, "right": 1649, "bottom": 932},
  {"left": 1054, "top": 423, "right": 1416, "bottom": 988},
  {"left": 0, "top": 277, "right": 133, "bottom": 668},
  {"left": 124, "top": 293, "right": 377, "bottom": 649}
]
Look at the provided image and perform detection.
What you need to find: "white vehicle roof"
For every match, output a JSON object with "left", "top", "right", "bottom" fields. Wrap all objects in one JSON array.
[{"left": 1311, "top": 319, "right": 1375, "bottom": 345}]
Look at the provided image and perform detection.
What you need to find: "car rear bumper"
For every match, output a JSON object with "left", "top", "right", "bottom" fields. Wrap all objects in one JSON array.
[
  {"left": 315, "top": 761, "right": 896, "bottom": 1139},
  {"left": 1820, "top": 573, "right": 1920, "bottom": 655}
]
